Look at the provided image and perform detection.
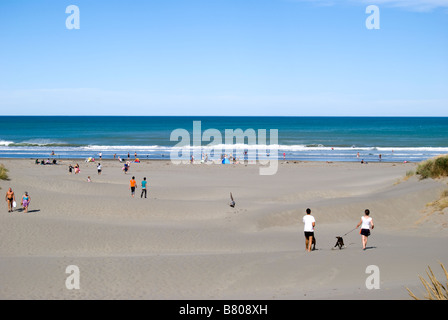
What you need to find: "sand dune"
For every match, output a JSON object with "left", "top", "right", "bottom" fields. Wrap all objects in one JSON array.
[{"left": 0, "top": 159, "right": 447, "bottom": 300}]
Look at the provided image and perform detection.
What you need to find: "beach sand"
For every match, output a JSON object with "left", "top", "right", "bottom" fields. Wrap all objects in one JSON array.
[{"left": 0, "top": 158, "right": 447, "bottom": 300}]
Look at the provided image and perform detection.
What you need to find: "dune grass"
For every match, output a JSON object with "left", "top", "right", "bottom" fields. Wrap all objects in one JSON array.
[
  {"left": 416, "top": 154, "right": 448, "bottom": 180},
  {"left": 407, "top": 263, "right": 448, "bottom": 300},
  {"left": 0, "top": 163, "right": 8, "bottom": 181},
  {"left": 427, "top": 189, "right": 448, "bottom": 212}
]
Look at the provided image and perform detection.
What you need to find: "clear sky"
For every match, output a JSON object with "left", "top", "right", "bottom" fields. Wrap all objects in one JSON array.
[{"left": 0, "top": 0, "right": 447, "bottom": 116}]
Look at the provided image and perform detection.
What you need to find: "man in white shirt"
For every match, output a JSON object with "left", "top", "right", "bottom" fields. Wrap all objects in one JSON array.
[{"left": 303, "top": 208, "right": 316, "bottom": 252}]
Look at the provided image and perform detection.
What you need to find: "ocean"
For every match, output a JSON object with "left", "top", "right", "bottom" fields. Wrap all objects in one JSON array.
[{"left": 0, "top": 116, "right": 447, "bottom": 163}]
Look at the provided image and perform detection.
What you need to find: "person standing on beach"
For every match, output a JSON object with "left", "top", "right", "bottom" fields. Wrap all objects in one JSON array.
[
  {"left": 129, "top": 176, "right": 137, "bottom": 198},
  {"left": 141, "top": 177, "right": 147, "bottom": 198},
  {"left": 303, "top": 208, "right": 316, "bottom": 252},
  {"left": 97, "top": 163, "right": 102, "bottom": 175},
  {"left": 5, "top": 187, "right": 15, "bottom": 213},
  {"left": 21, "top": 192, "right": 31, "bottom": 213},
  {"left": 356, "top": 209, "right": 374, "bottom": 250}
]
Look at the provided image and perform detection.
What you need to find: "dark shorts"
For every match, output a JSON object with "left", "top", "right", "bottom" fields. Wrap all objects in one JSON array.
[
  {"left": 131, "top": 187, "right": 135, "bottom": 193},
  {"left": 361, "top": 229, "right": 370, "bottom": 237},
  {"left": 304, "top": 231, "right": 314, "bottom": 239}
]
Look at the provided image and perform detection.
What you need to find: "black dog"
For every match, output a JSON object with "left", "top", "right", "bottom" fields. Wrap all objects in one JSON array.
[
  {"left": 312, "top": 236, "right": 316, "bottom": 251},
  {"left": 334, "top": 236, "right": 345, "bottom": 250}
]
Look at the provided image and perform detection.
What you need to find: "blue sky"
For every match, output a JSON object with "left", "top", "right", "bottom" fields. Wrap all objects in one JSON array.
[{"left": 0, "top": 0, "right": 447, "bottom": 116}]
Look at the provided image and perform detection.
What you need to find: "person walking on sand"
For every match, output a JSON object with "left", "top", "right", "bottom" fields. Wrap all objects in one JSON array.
[
  {"left": 5, "top": 187, "right": 15, "bottom": 212},
  {"left": 356, "top": 209, "right": 374, "bottom": 250},
  {"left": 141, "top": 177, "right": 147, "bottom": 198},
  {"left": 129, "top": 176, "right": 137, "bottom": 198},
  {"left": 21, "top": 191, "right": 31, "bottom": 213},
  {"left": 97, "top": 163, "right": 102, "bottom": 175},
  {"left": 303, "top": 208, "right": 316, "bottom": 252}
]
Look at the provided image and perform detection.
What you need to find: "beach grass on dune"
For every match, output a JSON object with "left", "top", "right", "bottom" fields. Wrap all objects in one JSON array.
[
  {"left": 407, "top": 263, "right": 448, "bottom": 300},
  {"left": 415, "top": 154, "right": 448, "bottom": 180},
  {"left": 0, "top": 163, "right": 8, "bottom": 181},
  {"left": 427, "top": 189, "right": 448, "bottom": 212}
]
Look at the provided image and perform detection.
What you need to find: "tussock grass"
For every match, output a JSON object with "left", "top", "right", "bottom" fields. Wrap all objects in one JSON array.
[
  {"left": 407, "top": 263, "right": 448, "bottom": 300},
  {"left": 0, "top": 164, "right": 8, "bottom": 181},
  {"left": 406, "top": 170, "right": 415, "bottom": 177},
  {"left": 427, "top": 189, "right": 448, "bottom": 212},
  {"left": 416, "top": 154, "right": 448, "bottom": 179},
  {"left": 425, "top": 185, "right": 448, "bottom": 210}
]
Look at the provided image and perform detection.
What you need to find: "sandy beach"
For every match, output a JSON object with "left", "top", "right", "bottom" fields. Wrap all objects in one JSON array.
[{"left": 0, "top": 158, "right": 447, "bottom": 300}]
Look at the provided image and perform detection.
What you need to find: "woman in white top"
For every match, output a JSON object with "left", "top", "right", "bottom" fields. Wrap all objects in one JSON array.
[{"left": 356, "top": 209, "right": 374, "bottom": 250}]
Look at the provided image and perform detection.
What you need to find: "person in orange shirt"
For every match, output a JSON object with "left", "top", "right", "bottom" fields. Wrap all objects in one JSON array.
[{"left": 129, "top": 176, "right": 137, "bottom": 198}]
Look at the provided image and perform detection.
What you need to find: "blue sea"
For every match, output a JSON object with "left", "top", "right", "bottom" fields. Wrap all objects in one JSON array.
[{"left": 0, "top": 116, "right": 447, "bottom": 163}]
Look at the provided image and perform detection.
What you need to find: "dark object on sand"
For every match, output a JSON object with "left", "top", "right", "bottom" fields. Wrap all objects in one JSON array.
[
  {"left": 229, "top": 192, "right": 235, "bottom": 208},
  {"left": 334, "top": 236, "right": 345, "bottom": 250}
]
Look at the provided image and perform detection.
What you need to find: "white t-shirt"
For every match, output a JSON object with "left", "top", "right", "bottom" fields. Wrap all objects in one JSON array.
[
  {"left": 361, "top": 216, "right": 372, "bottom": 229},
  {"left": 303, "top": 215, "right": 315, "bottom": 232}
]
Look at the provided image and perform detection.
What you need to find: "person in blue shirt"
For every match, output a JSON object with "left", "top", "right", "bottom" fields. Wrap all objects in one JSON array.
[{"left": 141, "top": 177, "right": 148, "bottom": 198}]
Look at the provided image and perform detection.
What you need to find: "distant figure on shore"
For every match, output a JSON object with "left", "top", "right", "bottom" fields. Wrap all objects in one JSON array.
[
  {"left": 5, "top": 187, "right": 15, "bottom": 213},
  {"left": 74, "top": 164, "right": 80, "bottom": 174},
  {"left": 129, "top": 176, "right": 137, "bottom": 198},
  {"left": 379, "top": 154, "right": 382, "bottom": 162},
  {"left": 21, "top": 191, "right": 31, "bottom": 213},
  {"left": 97, "top": 163, "right": 102, "bottom": 175},
  {"left": 141, "top": 177, "right": 147, "bottom": 198},
  {"left": 303, "top": 208, "right": 316, "bottom": 252},
  {"left": 68, "top": 164, "right": 73, "bottom": 174},
  {"left": 356, "top": 209, "right": 374, "bottom": 250},
  {"left": 87, "top": 176, "right": 91, "bottom": 182}
]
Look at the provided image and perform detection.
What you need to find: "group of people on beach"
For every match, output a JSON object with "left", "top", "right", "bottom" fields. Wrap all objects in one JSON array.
[
  {"left": 35, "top": 158, "right": 58, "bottom": 165},
  {"left": 68, "top": 164, "right": 81, "bottom": 174},
  {"left": 5, "top": 188, "right": 31, "bottom": 213},
  {"left": 303, "top": 208, "right": 374, "bottom": 251},
  {"left": 129, "top": 176, "right": 148, "bottom": 198}
]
